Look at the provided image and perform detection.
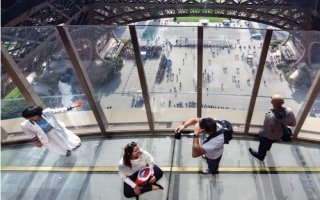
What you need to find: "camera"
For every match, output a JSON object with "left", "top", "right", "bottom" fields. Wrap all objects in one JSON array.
[{"left": 174, "top": 132, "right": 182, "bottom": 140}]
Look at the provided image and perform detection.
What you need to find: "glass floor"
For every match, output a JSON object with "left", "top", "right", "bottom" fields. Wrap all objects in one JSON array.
[{"left": 1, "top": 136, "right": 320, "bottom": 200}]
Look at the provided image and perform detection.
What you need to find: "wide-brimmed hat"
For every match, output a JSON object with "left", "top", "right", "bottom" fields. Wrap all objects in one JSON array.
[{"left": 135, "top": 167, "right": 152, "bottom": 186}]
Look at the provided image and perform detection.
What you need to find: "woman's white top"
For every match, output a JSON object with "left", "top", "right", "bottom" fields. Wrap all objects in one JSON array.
[{"left": 118, "top": 149, "right": 154, "bottom": 188}]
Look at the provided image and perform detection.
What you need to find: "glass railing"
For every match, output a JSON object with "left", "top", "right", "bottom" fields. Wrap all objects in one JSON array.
[{"left": 1, "top": 24, "right": 319, "bottom": 142}]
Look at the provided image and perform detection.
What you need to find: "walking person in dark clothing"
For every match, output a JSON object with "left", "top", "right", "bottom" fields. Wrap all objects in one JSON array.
[{"left": 249, "top": 94, "right": 296, "bottom": 161}]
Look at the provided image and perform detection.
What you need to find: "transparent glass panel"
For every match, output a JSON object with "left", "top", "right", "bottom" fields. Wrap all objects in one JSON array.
[
  {"left": 203, "top": 26, "right": 267, "bottom": 132},
  {"left": 300, "top": 31, "right": 320, "bottom": 136},
  {"left": 137, "top": 24, "right": 197, "bottom": 129},
  {"left": 1, "top": 27, "right": 99, "bottom": 135},
  {"left": 300, "top": 97, "right": 320, "bottom": 137},
  {"left": 250, "top": 30, "right": 320, "bottom": 134},
  {"left": 1, "top": 66, "right": 28, "bottom": 140},
  {"left": 66, "top": 25, "right": 148, "bottom": 131},
  {"left": 1, "top": 79, "right": 29, "bottom": 141}
]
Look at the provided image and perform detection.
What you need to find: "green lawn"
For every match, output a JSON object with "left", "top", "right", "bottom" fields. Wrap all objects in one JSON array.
[
  {"left": 5, "top": 87, "right": 22, "bottom": 99},
  {"left": 176, "top": 16, "right": 226, "bottom": 22}
]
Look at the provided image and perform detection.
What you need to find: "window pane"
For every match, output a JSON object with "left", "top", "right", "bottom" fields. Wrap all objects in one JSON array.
[
  {"left": 250, "top": 30, "right": 320, "bottom": 135},
  {"left": 1, "top": 77, "right": 28, "bottom": 141},
  {"left": 203, "top": 25, "right": 267, "bottom": 132},
  {"left": 300, "top": 30, "right": 320, "bottom": 135},
  {"left": 137, "top": 24, "right": 198, "bottom": 129},
  {"left": 66, "top": 25, "right": 148, "bottom": 131},
  {"left": 1, "top": 27, "right": 100, "bottom": 135}
]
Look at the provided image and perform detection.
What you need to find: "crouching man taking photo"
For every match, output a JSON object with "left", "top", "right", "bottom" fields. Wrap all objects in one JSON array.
[{"left": 175, "top": 117, "right": 224, "bottom": 175}]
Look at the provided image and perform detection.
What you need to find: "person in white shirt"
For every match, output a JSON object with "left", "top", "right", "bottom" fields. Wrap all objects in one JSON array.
[
  {"left": 118, "top": 142, "right": 163, "bottom": 199},
  {"left": 20, "top": 100, "right": 83, "bottom": 156},
  {"left": 175, "top": 117, "right": 224, "bottom": 175}
]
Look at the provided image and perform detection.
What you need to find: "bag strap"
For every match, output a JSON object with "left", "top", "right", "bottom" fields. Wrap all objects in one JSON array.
[
  {"left": 203, "top": 132, "right": 220, "bottom": 144},
  {"left": 203, "top": 121, "right": 223, "bottom": 144},
  {"left": 270, "top": 108, "right": 287, "bottom": 131}
]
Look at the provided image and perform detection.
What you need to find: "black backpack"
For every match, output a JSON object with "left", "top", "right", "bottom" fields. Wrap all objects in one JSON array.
[
  {"left": 217, "top": 120, "right": 234, "bottom": 144},
  {"left": 203, "top": 120, "right": 234, "bottom": 144}
]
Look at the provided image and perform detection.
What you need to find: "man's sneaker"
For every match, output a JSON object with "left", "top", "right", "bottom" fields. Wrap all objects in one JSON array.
[
  {"left": 202, "top": 168, "right": 209, "bottom": 174},
  {"left": 202, "top": 168, "right": 219, "bottom": 175}
]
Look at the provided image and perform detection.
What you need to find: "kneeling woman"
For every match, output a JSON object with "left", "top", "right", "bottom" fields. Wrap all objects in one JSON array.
[{"left": 119, "top": 142, "right": 163, "bottom": 199}]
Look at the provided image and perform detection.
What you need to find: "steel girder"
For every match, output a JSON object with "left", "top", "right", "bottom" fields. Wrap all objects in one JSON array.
[
  {"left": 3, "top": 0, "right": 89, "bottom": 27},
  {"left": 2, "top": 0, "right": 320, "bottom": 31},
  {"left": 92, "top": 5, "right": 305, "bottom": 30},
  {"left": 1, "top": 0, "right": 90, "bottom": 73},
  {"left": 89, "top": 0, "right": 317, "bottom": 30}
]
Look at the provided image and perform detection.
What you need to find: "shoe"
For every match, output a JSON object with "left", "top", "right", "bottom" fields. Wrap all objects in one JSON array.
[
  {"left": 202, "top": 168, "right": 219, "bottom": 175},
  {"left": 212, "top": 171, "right": 219, "bottom": 175},
  {"left": 202, "top": 168, "right": 209, "bottom": 174},
  {"left": 73, "top": 143, "right": 81, "bottom": 151},
  {"left": 152, "top": 182, "right": 164, "bottom": 190},
  {"left": 66, "top": 150, "right": 71, "bottom": 156},
  {"left": 249, "top": 148, "right": 263, "bottom": 161}
]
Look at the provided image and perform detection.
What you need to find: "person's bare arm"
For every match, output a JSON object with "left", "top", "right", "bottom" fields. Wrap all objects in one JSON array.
[
  {"left": 192, "top": 123, "right": 206, "bottom": 158},
  {"left": 33, "top": 138, "right": 43, "bottom": 147},
  {"left": 175, "top": 117, "right": 200, "bottom": 133}
]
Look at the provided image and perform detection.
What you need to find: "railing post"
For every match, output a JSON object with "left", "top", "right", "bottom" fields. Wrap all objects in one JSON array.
[
  {"left": 1, "top": 47, "right": 44, "bottom": 107},
  {"left": 57, "top": 26, "right": 108, "bottom": 134},
  {"left": 293, "top": 70, "right": 320, "bottom": 138},
  {"left": 129, "top": 25, "right": 155, "bottom": 131},
  {"left": 197, "top": 26, "right": 204, "bottom": 118},
  {"left": 244, "top": 29, "right": 273, "bottom": 134}
]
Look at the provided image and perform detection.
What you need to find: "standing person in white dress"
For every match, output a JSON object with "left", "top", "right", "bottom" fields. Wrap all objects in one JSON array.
[{"left": 20, "top": 100, "right": 83, "bottom": 156}]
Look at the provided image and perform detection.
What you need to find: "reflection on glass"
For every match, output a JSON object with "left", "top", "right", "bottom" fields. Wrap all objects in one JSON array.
[
  {"left": 202, "top": 27, "right": 267, "bottom": 132},
  {"left": 67, "top": 26, "right": 148, "bottom": 130},
  {"left": 302, "top": 94, "right": 320, "bottom": 134},
  {"left": 1, "top": 27, "right": 87, "bottom": 107},
  {"left": 1, "top": 27, "right": 98, "bottom": 135},
  {"left": 1, "top": 65, "right": 27, "bottom": 139},
  {"left": 251, "top": 30, "right": 320, "bottom": 134},
  {"left": 1, "top": 78, "right": 27, "bottom": 120},
  {"left": 136, "top": 25, "right": 198, "bottom": 127},
  {"left": 1, "top": 24, "right": 319, "bottom": 136},
  {"left": 1, "top": 96, "right": 28, "bottom": 140}
]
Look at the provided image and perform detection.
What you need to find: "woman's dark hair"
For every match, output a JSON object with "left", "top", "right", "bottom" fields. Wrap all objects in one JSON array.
[
  {"left": 21, "top": 106, "right": 43, "bottom": 118},
  {"left": 123, "top": 142, "right": 137, "bottom": 168}
]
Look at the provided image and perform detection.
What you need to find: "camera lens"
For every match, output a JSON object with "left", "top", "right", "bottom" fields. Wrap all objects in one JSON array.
[{"left": 175, "top": 132, "right": 182, "bottom": 140}]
